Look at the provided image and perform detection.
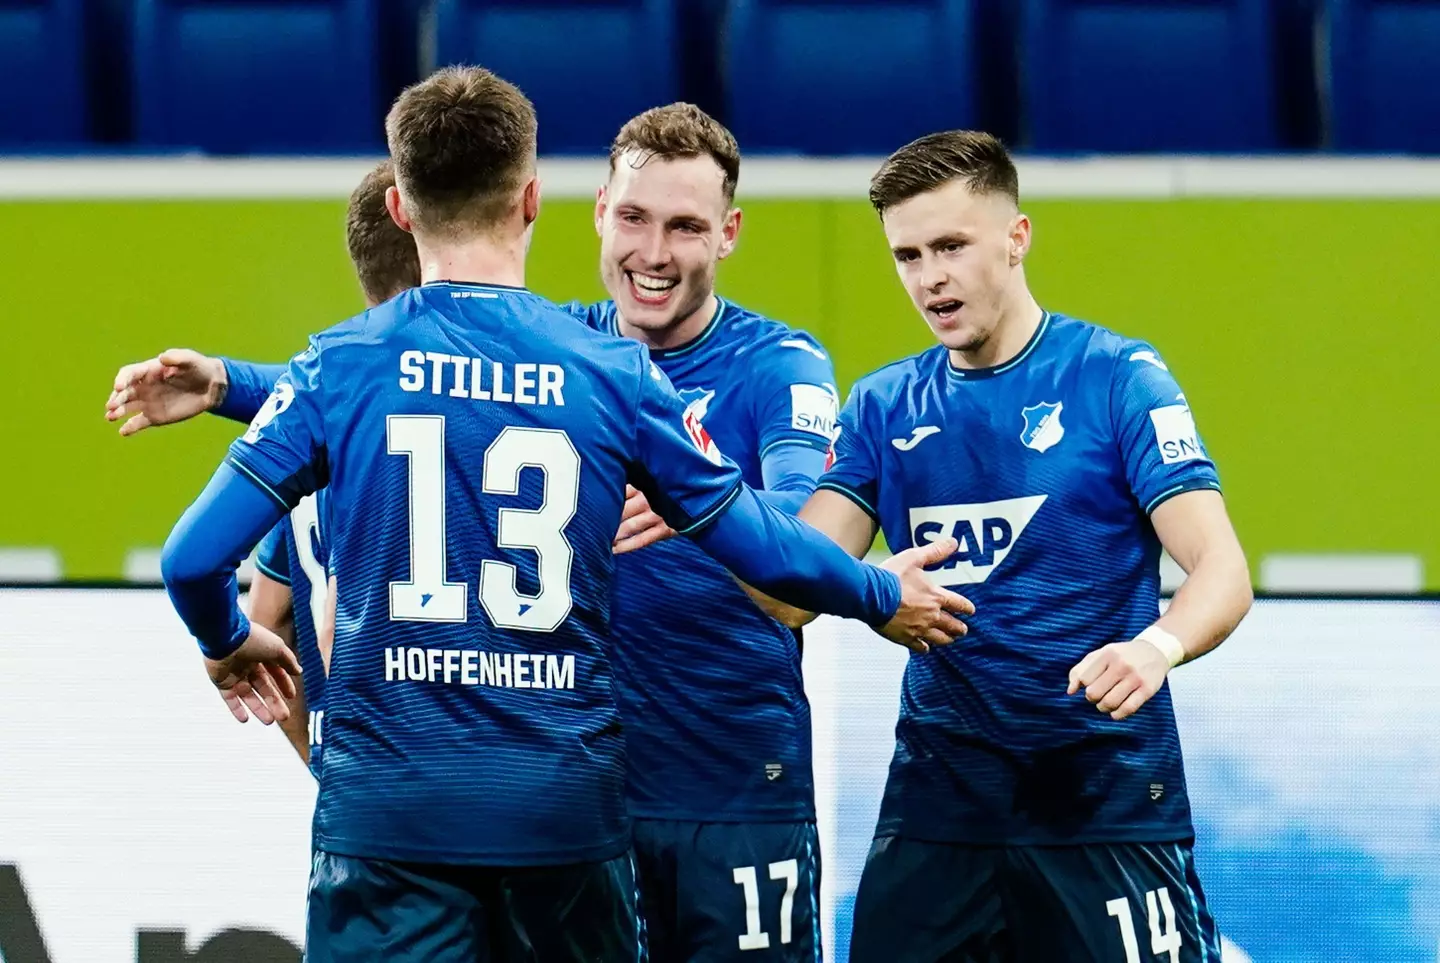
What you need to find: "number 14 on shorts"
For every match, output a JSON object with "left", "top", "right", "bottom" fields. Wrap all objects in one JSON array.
[
  {"left": 734, "top": 860, "right": 799, "bottom": 951},
  {"left": 1107, "top": 888, "right": 1181, "bottom": 962}
]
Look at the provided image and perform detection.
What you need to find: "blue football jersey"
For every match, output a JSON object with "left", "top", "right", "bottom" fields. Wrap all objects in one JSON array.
[
  {"left": 227, "top": 281, "right": 744, "bottom": 865},
  {"left": 570, "top": 298, "right": 837, "bottom": 821},
  {"left": 819, "top": 312, "right": 1221, "bottom": 846},
  {"left": 254, "top": 490, "right": 331, "bottom": 777}
]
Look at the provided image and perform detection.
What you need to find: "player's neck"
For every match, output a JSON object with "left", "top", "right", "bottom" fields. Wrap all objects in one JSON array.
[
  {"left": 415, "top": 234, "right": 527, "bottom": 290},
  {"left": 617, "top": 292, "right": 720, "bottom": 351},
  {"left": 948, "top": 292, "right": 1044, "bottom": 371}
]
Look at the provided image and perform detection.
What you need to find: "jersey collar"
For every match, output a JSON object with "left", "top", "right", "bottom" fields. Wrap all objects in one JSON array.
[
  {"left": 613, "top": 296, "right": 732, "bottom": 360},
  {"left": 946, "top": 310, "right": 1052, "bottom": 381}
]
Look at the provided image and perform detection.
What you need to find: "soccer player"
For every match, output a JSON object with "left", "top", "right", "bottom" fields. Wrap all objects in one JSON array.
[
  {"left": 569, "top": 104, "right": 843, "bottom": 963},
  {"left": 107, "top": 161, "right": 421, "bottom": 779},
  {"left": 111, "top": 104, "right": 857, "bottom": 962},
  {"left": 789, "top": 132, "right": 1254, "bottom": 961},
  {"left": 158, "top": 67, "right": 971, "bottom": 963}
]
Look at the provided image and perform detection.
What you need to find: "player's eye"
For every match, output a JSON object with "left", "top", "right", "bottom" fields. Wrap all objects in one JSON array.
[
  {"left": 941, "top": 242, "right": 965, "bottom": 255},
  {"left": 621, "top": 213, "right": 644, "bottom": 225},
  {"left": 894, "top": 251, "right": 918, "bottom": 263}
]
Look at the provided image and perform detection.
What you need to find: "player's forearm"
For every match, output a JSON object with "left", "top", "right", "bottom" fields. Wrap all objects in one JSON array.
[
  {"left": 213, "top": 359, "right": 287, "bottom": 423},
  {"left": 1153, "top": 544, "right": 1253, "bottom": 664},
  {"left": 162, "top": 463, "right": 288, "bottom": 659},
  {"left": 692, "top": 485, "right": 900, "bottom": 627},
  {"left": 756, "top": 445, "right": 828, "bottom": 515}
]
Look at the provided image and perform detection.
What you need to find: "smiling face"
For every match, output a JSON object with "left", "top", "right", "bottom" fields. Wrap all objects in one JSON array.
[
  {"left": 881, "top": 178, "right": 1029, "bottom": 353},
  {"left": 597, "top": 150, "right": 740, "bottom": 341}
]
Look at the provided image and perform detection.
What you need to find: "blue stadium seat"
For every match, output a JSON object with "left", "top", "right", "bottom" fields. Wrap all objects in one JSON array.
[
  {"left": 0, "top": 0, "right": 86, "bottom": 148},
  {"left": 1326, "top": 0, "right": 1440, "bottom": 152},
  {"left": 133, "top": 0, "right": 382, "bottom": 153},
  {"left": 723, "top": 0, "right": 978, "bottom": 156},
  {"left": 432, "top": 0, "right": 678, "bottom": 155},
  {"left": 1022, "top": 0, "right": 1278, "bottom": 152}
]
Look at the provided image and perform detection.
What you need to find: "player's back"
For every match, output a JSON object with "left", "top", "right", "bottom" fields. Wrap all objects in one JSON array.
[
  {"left": 823, "top": 312, "right": 1222, "bottom": 846},
  {"left": 306, "top": 281, "right": 657, "bottom": 865}
]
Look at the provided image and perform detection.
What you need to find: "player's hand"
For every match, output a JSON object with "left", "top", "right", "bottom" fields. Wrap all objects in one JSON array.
[
  {"left": 1067, "top": 638, "right": 1171, "bottom": 721},
  {"left": 204, "top": 623, "right": 303, "bottom": 725},
  {"left": 106, "top": 348, "right": 227, "bottom": 436},
  {"left": 876, "top": 537, "right": 975, "bottom": 654},
  {"left": 612, "top": 485, "right": 675, "bottom": 555}
]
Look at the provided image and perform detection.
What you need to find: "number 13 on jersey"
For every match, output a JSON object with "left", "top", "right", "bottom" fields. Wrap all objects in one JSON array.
[{"left": 386, "top": 415, "right": 580, "bottom": 632}]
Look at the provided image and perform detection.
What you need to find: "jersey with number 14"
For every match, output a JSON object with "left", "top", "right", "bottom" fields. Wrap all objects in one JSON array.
[
  {"left": 820, "top": 312, "right": 1222, "bottom": 846},
  {"left": 227, "top": 281, "right": 744, "bottom": 865}
]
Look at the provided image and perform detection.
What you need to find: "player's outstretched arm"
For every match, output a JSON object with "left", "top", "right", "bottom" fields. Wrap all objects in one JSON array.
[
  {"left": 162, "top": 462, "right": 304, "bottom": 724},
  {"left": 689, "top": 486, "right": 971, "bottom": 652},
  {"left": 737, "top": 488, "right": 882, "bottom": 627},
  {"left": 106, "top": 349, "right": 286, "bottom": 434},
  {"left": 1068, "top": 489, "right": 1251, "bottom": 721}
]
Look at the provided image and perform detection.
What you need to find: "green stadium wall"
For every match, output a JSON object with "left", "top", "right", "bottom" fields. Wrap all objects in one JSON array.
[{"left": 2, "top": 198, "right": 1436, "bottom": 584}]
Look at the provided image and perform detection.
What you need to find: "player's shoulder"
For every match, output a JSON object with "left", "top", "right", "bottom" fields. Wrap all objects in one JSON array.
[
  {"left": 719, "top": 300, "right": 830, "bottom": 363},
  {"left": 849, "top": 344, "right": 948, "bottom": 406},
  {"left": 562, "top": 298, "right": 618, "bottom": 334},
  {"left": 1044, "top": 311, "right": 1166, "bottom": 369}
]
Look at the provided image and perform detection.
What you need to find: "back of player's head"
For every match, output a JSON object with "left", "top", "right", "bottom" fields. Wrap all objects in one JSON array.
[
  {"left": 868, "top": 131, "right": 1019, "bottom": 215},
  {"left": 346, "top": 161, "right": 421, "bottom": 306},
  {"left": 385, "top": 66, "right": 537, "bottom": 238},
  {"left": 609, "top": 103, "right": 740, "bottom": 204}
]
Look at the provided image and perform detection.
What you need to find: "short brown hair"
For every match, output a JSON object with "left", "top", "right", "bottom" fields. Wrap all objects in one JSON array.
[
  {"left": 384, "top": 65, "right": 537, "bottom": 236},
  {"left": 609, "top": 103, "right": 741, "bottom": 204},
  {"left": 869, "top": 130, "right": 1019, "bottom": 214},
  {"left": 345, "top": 160, "right": 420, "bottom": 305}
]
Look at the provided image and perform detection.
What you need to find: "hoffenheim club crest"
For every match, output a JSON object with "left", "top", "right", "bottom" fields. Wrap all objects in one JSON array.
[{"left": 1020, "top": 401, "right": 1065, "bottom": 453}]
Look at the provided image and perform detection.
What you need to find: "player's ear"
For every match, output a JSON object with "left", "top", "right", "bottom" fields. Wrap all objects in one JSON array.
[
  {"left": 594, "top": 184, "right": 608, "bottom": 237},
  {"left": 521, "top": 175, "right": 541, "bottom": 228},
  {"left": 717, "top": 206, "right": 742, "bottom": 261},
  {"left": 1008, "top": 212, "right": 1032, "bottom": 265},
  {"left": 386, "top": 186, "right": 414, "bottom": 235}
]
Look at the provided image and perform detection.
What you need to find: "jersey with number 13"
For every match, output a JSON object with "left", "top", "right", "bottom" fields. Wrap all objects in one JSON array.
[{"left": 227, "top": 281, "right": 745, "bottom": 866}]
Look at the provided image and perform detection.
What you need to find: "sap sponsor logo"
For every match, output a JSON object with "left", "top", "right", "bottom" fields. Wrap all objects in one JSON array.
[
  {"left": 385, "top": 648, "right": 576, "bottom": 689},
  {"left": 908, "top": 495, "right": 1047, "bottom": 585},
  {"left": 790, "top": 383, "right": 838, "bottom": 438},
  {"left": 1020, "top": 401, "right": 1065, "bottom": 453},
  {"left": 1149, "top": 404, "right": 1205, "bottom": 465},
  {"left": 241, "top": 383, "right": 294, "bottom": 444}
]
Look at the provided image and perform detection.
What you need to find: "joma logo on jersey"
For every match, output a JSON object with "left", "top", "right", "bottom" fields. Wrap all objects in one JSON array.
[{"left": 908, "top": 495, "right": 1047, "bottom": 585}]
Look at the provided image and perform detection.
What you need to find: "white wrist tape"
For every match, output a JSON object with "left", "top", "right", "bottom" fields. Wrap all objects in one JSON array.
[{"left": 1138, "top": 626, "right": 1186, "bottom": 668}]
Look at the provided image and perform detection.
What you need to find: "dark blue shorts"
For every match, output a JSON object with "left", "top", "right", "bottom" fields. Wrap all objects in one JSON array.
[
  {"left": 632, "top": 818, "right": 821, "bottom": 963},
  {"left": 849, "top": 836, "right": 1222, "bottom": 963},
  {"left": 304, "top": 849, "right": 644, "bottom": 962}
]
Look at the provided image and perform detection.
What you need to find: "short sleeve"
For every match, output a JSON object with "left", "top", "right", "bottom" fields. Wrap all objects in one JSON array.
[
  {"left": 1111, "top": 343, "right": 1222, "bottom": 514},
  {"left": 751, "top": 333, "right": 840, "bottom": 458},
  {"left": 815, "top": 383, "right": 883, "bottom": 520},
  {"left": 254, "top": 520, "right": 293, "bottom": 586},
  {"left": 628, "top": 355, "right": 745, "bottom": 535},
  {"left": 226, "top": 341, "right": 329, "bottom": 511}
]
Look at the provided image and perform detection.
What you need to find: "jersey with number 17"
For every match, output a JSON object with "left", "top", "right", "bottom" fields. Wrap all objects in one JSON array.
[{"left": 227, "top": 281, "right": 746, "bottom": 866}]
